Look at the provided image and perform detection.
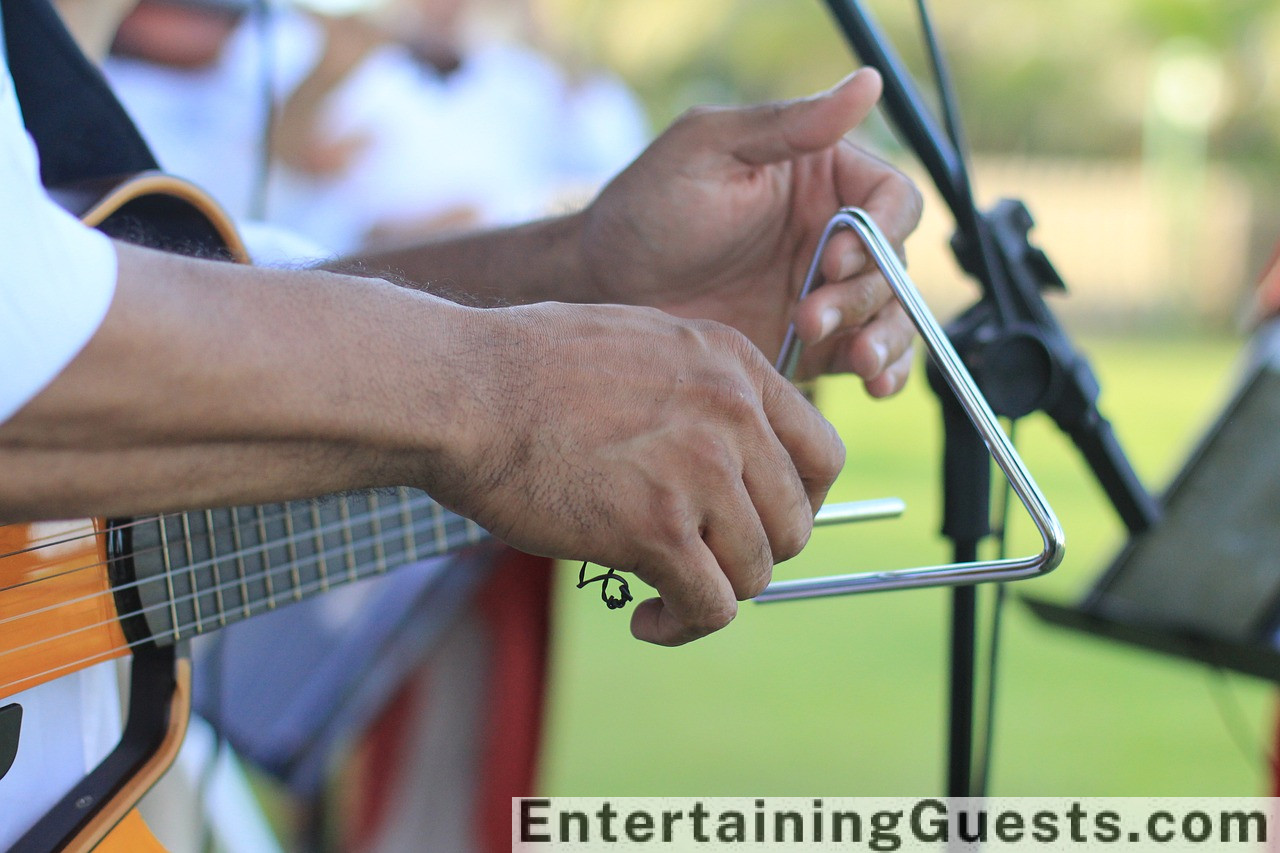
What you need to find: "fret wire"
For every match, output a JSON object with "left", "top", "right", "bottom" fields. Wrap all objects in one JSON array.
[
  {"left": 229, "top": 507, "right": 252, "bottom": 621},
  {"left": 309, "top": 502, "right": 330, "bottom": 594},
  {"left": 398, "top": 489, "right": 418, "bottom": 564},
  {"left": 430, "top": 499, "right": 447, "bottom": 554},
  {"left": 203, "top": 509, "right": 228, "bottom": 629},
  {"left": 338, "top": 498, "right": 358, "bottom": 584},
  {"left": 0, "top": 494, "right": 476, "bottom": 609},
  {"left": 2, "top": 519, "right": 484, "bottom": 696},
  {"left": 254, "top": 505, "right": 276, "bottom": 610},
  {"left": 179, "top": 513, "right": 203, "bottom": 634},
  {"left": 0, "top": 499, "right": 342, "bottom": 565},
  {"left": 157, "top": 516, "right": 182, "bottom": 641},
  {"left": 3, "top": 511, "right": 476, "bottom": 634},
  {"left": 0, "top": 497, "right": 354, "bottom": 564},
  {"left": 0, "top": 537, "right": 181, "bottom": 598},
  {"left": 1, "top": 512, "right": 487, "bottom": 662},
  {"left": 368, "top": 492, "right": 388, "bottom": 575},
  {"left": 0, "top": 492, "right": 442, "bottom": 597},
  {"left": 282, "top": 504, "right": 303, "bottom": 603}
]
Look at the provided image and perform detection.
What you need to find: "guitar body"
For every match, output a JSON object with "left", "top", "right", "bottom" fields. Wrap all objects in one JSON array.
[
  {"left": 0, "top": 522, "right": 127, "bottom": 699},
  {"left": 93, "top": 812, "right": 167, "bottom": 853}
]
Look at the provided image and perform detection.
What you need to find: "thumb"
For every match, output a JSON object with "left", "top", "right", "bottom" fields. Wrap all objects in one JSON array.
[{"left": 729, "top": 67, "right": 882, "bottom": 166}]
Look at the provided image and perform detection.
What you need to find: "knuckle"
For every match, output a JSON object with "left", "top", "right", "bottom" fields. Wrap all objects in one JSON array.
[
  {"left": 692, "top": 599, "right": 738, "bottom": 635},
  {"left": 907, "top": 180, "right": 925, "bottom": 226},
  {"left": 770, "top": 521, "right": 811, "bottom": 565},
  {"left": 850, "top": 283, "right": 881, "bottom": 322},
  {"left": 700, "top": 318, "right": 751, "bottom": 352},
  {"left": 739, "top": 567, "right": 774, "bottom": 601},
  {"left": 648, "top": 489, "right": 699, "bottom": 550},
  {"left": 699, "top": 376, "right": 757, "bottom": 423},
  {"left": 738, "top": 538, "right": 776, "bottom": 598},
  {"left": 681, "top": 104, "right": 715, "bottom": 122},
  {"left": 892, "top": 172, "right": 923, "bottom": 220},
  {"left": 827, "top": 429, "right": 847, "bottom": 473},
  {"left": 685, "top": 425, "right": 738, "bottom": 474},
  {"left": 817, "top": 426, "right": 846, "bottom": 483},
  {"left": 885, "top": 166, "right": 924, "bottom": 227}
]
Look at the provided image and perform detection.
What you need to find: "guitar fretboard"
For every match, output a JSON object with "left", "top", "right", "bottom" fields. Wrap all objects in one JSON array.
[{"left": 122, "top": 488, "right": 486, "bottom": 645}]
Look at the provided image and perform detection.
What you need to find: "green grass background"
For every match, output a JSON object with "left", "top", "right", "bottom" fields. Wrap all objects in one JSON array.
[{"left": 538, "top": 330, "right": 1275, "bottom": 796}]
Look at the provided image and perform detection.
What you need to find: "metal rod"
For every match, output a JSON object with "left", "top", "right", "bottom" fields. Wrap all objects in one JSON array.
[{"left": 814, "top": 498, "right": 905, "bottom": 527}]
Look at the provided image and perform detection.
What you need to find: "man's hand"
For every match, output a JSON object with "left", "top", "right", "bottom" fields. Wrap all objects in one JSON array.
[
  {"left": 429, "top": 302, "right": 845, "bottom": 646},
  {"left": 580, "top": 68, "right": 922, "bottom": 397}
]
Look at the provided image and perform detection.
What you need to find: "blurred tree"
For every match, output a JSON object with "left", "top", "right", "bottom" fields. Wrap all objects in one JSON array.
[{"left": 534, "top": 0, "right": 1280, "bottom": 166}]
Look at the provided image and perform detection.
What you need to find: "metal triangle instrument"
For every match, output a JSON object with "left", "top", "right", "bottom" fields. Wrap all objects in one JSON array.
[{"left": 759, "top": 207, "right": 1064, "bottom": 602}]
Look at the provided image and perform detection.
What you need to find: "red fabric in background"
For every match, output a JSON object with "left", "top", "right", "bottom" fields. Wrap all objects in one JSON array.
[
  {"left": 347, "top": 551, "right": 553, "bottom": 853},
  {"left": 475, "top": 550, "right": 554, "bottom": 853}
]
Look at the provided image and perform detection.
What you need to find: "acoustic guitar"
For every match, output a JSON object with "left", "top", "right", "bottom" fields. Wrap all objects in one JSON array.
[{"left": 0, "top": 173, "right": 489, "bottom": 852}]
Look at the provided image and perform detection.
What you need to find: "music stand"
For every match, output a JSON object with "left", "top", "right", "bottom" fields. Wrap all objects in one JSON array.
[{"left": 1025, "top": 353, "right": 1280, "bottom": 682}]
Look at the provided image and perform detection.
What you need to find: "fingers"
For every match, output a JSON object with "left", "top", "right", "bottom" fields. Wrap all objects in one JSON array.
[
  {"left": 834, "top": 144, "right": 923, "bottom": 248},
  {"left": 630, "top": 540, "right": 739, "bottom": 646},
  {"left": 814, "top": 145, "right": 922, "bottom": 281},
  {"left": 865, "top": 344, "right": 914, "bottom": 398},
  {"left": 754, "top": 356, "right": 846, "bottom": 512},
  {"left": 793, "top": 268, "right": 891, "bottom": 344},
  {"left": 796, "top": 296, "right": 917, "bottom": 394},
  {"left": 735, "top": 413, "right": 818, "bottom": 563},
  {"left": 629, "top": 340, "right": 843, "bottom": 647},
  {"left": 629, "top": 461, "right": 776, "bottom": 647},
  {"left": 721, "top": 68, "right": 883, "bottom": 166},
  {"left": 845, "top": 301, "right": 915, "bottom": 383}
]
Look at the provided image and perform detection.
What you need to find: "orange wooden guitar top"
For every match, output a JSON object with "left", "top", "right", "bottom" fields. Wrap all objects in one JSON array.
[{"left": 0, "top": 520, "right": 128, "bottom": 701}]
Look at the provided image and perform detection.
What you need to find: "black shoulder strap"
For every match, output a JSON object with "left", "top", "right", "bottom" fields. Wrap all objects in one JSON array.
[
  {"left": 1, "top": 0, "right": 239, "bottom": 258},
  {"left": 1, "top": 0, "right": 158, "bottom": 185}
]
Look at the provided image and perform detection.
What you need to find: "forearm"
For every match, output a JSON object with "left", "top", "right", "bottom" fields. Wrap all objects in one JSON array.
[
  {"left": 0, "top": 441, "right": 393, "bottom": 520},
  {"left": 344, "top": 209, "right": 599, "bottom": 306},
  {"left": 0, "top": 240, "right": 478, "bottom": 519}
]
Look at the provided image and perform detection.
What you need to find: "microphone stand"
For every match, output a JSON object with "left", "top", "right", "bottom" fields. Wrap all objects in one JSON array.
[{"left": 820, "top": 0, "right": 1163, "bottom": 800}]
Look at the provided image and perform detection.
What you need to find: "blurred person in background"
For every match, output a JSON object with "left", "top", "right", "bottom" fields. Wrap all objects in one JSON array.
[{"left": 267, "top": 0, "right": 648, "bottom": 253}]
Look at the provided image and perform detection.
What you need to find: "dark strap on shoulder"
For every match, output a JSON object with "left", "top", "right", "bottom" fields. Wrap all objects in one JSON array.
[{"left": 1, "top": 0, "right": 158, "bottom": 185}]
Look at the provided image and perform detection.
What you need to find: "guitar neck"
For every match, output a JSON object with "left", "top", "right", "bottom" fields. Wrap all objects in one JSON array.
[{"left": 118, "top": 488, "right": 486, "bottom": 646}]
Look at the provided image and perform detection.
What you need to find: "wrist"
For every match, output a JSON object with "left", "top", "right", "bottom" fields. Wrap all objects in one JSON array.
[
  {"left": 509, "top": 210, "right": 597, "bottom": 305},
  {"left": 340, "top": 288, "right": 486, "bottom": 483}
]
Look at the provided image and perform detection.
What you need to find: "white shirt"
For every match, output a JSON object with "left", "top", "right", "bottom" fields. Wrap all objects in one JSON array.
[
  {"left": 103, "top": 6, "right": 319, "bottom": 222},
  {"left": 0, "top": 8, "right": 125, "bottom": 848},
  {"left": 0, "top": 44, "right": 117, "bottom": 422},
  {"left": 265, "top": 36, "right": 649, "bottom": 254}
]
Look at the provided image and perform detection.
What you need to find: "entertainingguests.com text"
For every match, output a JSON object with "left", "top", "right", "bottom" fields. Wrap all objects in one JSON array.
[{"left": 512, "top": 797, "right": 1273, "bottom": 850}]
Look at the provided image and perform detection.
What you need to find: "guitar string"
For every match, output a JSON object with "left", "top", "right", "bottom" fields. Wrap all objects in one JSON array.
[
  {"left": 0, "top": 519, "right": 492, "bottom": 696},
  {"left": 0, "top": 513, "right": 490, "bottom": 683},
  {"left": 0, "top": 535, "right": 475, "bottom": 696},
  {"left": 0, "top": 509, "right": 285, "bottom": 560},
  {"left": 0, "top": 486, "right": 454, "bottom": 561},
  {"left": 0, "top": 521, "right": 98, "bottom": 557},
  {"left": 0, "top": 492, "right": 432, "bottom": 562},
  {"left": 0, "top": 492, "right": 462, "bottom": 596},
  {"left": 0, "top": 497, "right": 438, "bottom": 597},
  {"left": 0, "top": 507, "right": 484, "bottom": 632}
]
